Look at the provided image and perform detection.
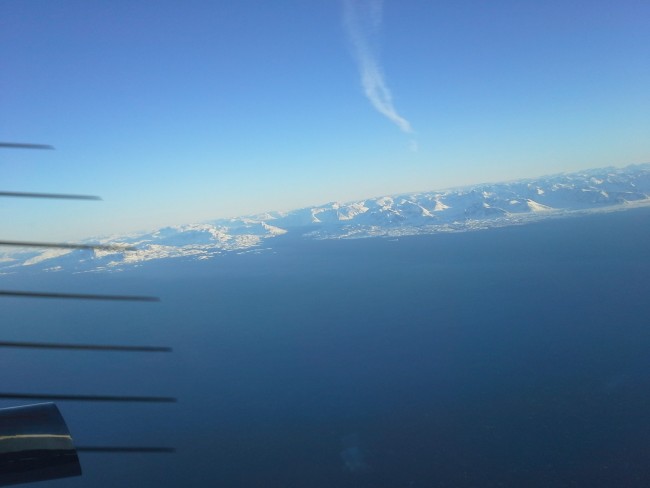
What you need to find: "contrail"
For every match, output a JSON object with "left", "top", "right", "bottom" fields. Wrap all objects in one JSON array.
[{"left": 343, "top": 0, "right": 412, "bottom": 133}]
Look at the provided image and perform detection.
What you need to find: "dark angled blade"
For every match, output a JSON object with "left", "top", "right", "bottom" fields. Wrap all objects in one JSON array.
[
  {"left": 0, "top": 142, "right": 54, "bottom": 150},
  {"left": 0, "top": 403, "right": 81, "bottom": 485},
  {"left": 0, "top": 393, "right": 176, "bottom": 403},
  {"left": 0, "top": 142, "right": 54, "bottom": 149},
  {"left": 0, "top": 290, "right": 159, "bottom": 302},
  {"left": 0, "top": 191, "right": 101, "bottom": 200},
  {"left": 0, "top": 340, "right": 171, "bottom": 353},
  {"left": 0, "top": 240, "right": 135, "bottom": 251},
  {"left": 77, "top": 447, "right": 176, "bottom": 454}
]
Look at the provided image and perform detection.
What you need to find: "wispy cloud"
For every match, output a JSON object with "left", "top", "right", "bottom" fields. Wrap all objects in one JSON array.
[{"left": 343, "top": 0, "right": 412, "bottom": 133}]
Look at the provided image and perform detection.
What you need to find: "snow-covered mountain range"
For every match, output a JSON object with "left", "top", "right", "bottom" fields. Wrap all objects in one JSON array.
[{"left": 2, "top": 163, "right": 650, "bottom": 272}]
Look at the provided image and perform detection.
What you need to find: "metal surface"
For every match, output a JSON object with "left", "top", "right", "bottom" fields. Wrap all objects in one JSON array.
[
  {"left": 0, "top": 143, "right": 53, "bottom": 150},
  {"left": 0, "top": 240, "right": 135, "bottom": 251},
  {"left": 0, "top": 403, "right": 81, "bottom": 486},
  {"left": 0, "top": 393, "right": 176, "bottom": 403},
  {"left": 77, "top": 446, "right": 176, "bottom": 453},
  {"left": 0, "top": 291, "right": 159, "bottom": 302},
  {"left": 0, "top": 191, "right": 100, "bottom": 200},
  {"left": 0, "top": 341, "right": 171, "bottom": 353},
  {"left": 0, "top": 141, "right": 176, "bottom": 480}
]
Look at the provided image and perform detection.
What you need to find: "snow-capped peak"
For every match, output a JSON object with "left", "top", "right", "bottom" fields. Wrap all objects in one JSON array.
[{"left": 2, "top": 163, "right": 649, "bottom": 272}]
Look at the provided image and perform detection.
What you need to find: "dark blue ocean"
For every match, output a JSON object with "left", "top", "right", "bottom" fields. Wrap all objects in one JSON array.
[{"left": 2, "top": 208, "right": 650, "bottom": 487}]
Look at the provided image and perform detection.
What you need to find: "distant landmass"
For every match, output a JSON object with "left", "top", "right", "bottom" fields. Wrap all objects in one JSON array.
[{"left": 2, "top": 163, "right": 649, "bottom": 272}]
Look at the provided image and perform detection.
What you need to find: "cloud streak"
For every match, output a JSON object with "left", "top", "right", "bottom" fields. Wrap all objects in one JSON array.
[{"left": 343, "top": 0, "right": 412, "bottom": 133}]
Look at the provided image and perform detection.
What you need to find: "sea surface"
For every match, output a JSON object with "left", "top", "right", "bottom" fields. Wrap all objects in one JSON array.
[{"left": 2, "top": 207, "right": 650, "bottom": 487}]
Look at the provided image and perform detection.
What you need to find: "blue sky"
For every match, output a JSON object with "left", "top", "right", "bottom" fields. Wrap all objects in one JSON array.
[{"left": 2, "top": 0, "right": 649, "bottom": 240}]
